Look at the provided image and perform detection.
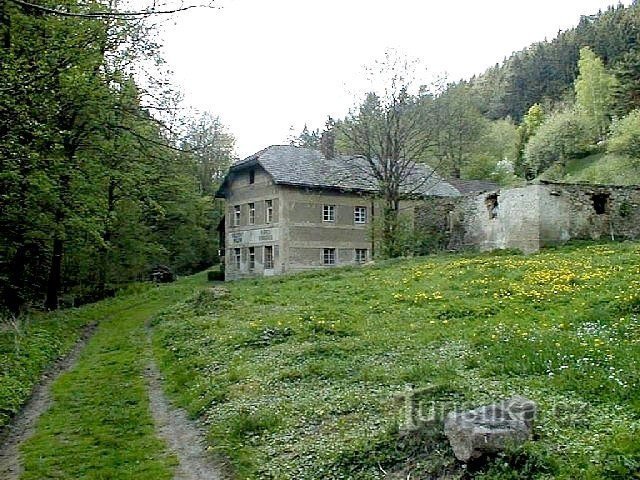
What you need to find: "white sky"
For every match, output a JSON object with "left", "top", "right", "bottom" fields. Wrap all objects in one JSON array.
[{"left": 159, "top": 0, "right": 631, "bottom": 158}]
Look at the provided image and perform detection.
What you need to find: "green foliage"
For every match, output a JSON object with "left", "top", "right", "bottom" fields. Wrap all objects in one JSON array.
[
  {"left": 575, "top": 47, "right": 618, "bottom": 139},
  {"left": 608, "top": 108, "right": 640, "bottom": 160},
  {"left": 430, "top": 82, "right": 490, "bottom": 178},
  {"left": 523, "top": 110, "right": 594, "bottom": 177},
  {"left": 515, "top": 104, "right": 545, "bottom": 176},
  {"left": 470, "top": 4, "right": 638, "bottom": 122},
  {"left": 0, "top": 2, "right": 232, "bottom": 311},
  {"left": 540, "top": 152, "right": 640, "bottom": 185},
  {"left": 151, "top": 242, "right": 640, "bottom": 479}
]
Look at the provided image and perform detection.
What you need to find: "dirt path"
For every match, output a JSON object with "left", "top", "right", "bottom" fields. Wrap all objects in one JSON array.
[
  {"left": 0, "top": 323, "right": 97, "bottom": 480},
  {"left": 145, "top": 359, "right": 225, "bottom": 480}
]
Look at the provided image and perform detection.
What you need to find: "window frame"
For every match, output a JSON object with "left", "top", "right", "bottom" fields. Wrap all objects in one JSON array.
[
  {"left": 354, "top": 206, "right": 367, "bottom": 224},
  {"left": 355, "top": 248, "right": 368, "bottom": 263},
  {"left": 234, "top": 247, "right": 241, "bottom": 269},
  {"left": 233, "top": 205, "right": 241, "bottom": 226},
  {"left": 248, "top": 202, "right": 255, "bottom": 225},
  {"left": 265, "top": 199, "right": 273, "bottom": 224},
  {"left": 323, "top": 204, "right": 335, "bottom": 222},
  {"left": 323, "top": 248, "right": 336, "bottom": 266},
  {"left": 248, "top": 246, "right": 255, "bottom": 270},
  {"left": 264, "top": 245, "right": 274, "bottom": 269}
]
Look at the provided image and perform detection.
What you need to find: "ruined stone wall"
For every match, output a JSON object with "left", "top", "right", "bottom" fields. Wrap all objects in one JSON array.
[
  {"left": 444, "top": 182, "right": 640, "bottom": 254},
  {"left": 413, "top": 197, "right": 462, "bottom": 252},
  {"left": 537, "top": 182, "right": 640, "bottom": 245}
]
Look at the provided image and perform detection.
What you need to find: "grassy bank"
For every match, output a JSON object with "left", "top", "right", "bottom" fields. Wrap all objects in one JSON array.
[
  {"left": 540, "top": 152, "right": 640, "bottom": 185},
  {"left": 151, "top": 242, "right": 640, "bottom": 479},
  {"left": 0, "top": 286, "right": 155, "bottom": 432},
  {"left": 2, "top": 273, "right": 210, "bottom": 479}
]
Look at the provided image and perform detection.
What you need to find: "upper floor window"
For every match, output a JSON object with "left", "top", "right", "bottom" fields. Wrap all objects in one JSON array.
[
  {"left": 265, "top": 199, "right": 273, "bottom": 223},
  {"left": 354, "top": 206, "right": 367, "bottom": 224},
  {"left": 323, "top": 204, "right": 335, "bottom": 222},
  {"left": 323, "top": 248, "right": 336, "bottom": 265},
  {"left": 233, "top": 205, "right": 241, "bottom": 226},
  {"left": 249, "top": 169, "right": 255, "bottom": 184},
  {"left": 248, "top": 203, "right": 255, "bottom": 225}
]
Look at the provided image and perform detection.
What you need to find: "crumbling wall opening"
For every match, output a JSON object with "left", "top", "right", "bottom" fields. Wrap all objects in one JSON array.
[
  {"left": 485, "top": 193, "right": 499, "bottom": 219},
  {"left": 592, "top": 193, "right": 610, "bottom": 215}
]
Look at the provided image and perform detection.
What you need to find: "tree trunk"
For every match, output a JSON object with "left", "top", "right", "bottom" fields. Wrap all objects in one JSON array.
[
  {"left": 44, "top": 171, "right": 70, "bottom": 310},
  {"left": 97, "top": 178, "right": 116, "bottom": 296}
]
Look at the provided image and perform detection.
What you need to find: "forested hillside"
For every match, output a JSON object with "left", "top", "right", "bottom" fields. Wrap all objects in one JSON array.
[
  {"left": 471, "top": 3, "right": 640, "bottom": 121},
  {"left": 0, "top": 2, "right": 234, "bottom": 312},
  {"left": 293, "top": 3, "right": 640, "bottom": 186}
]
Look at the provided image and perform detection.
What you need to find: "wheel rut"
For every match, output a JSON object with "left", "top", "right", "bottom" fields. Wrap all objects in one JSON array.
[{"left": 0, "top": 323, "right": 97, "bottom": 480}]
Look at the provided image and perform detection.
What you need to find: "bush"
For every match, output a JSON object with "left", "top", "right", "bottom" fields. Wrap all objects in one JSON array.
[
  {"left": 207, "top": 270, "right": 224, "bottom": 282},
  {"left": 523, "top": 110, "right": 595, "bottom": 177},
  {"left": 608, "top": 109, "right": 640, "bottom": 159}
]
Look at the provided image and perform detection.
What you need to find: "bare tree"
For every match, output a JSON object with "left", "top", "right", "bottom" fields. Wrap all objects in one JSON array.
[{"left": 338, "top": 51, "right": 442, "bottom": 257}]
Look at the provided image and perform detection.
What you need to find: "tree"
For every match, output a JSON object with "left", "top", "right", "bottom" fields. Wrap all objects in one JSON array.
[
  {"left": 288, "top": 124, "right": 321, "bottom": 149},
  {"left": 338, "top": 51, "right": 439, "bottom": 258},
  {"left": 575, "top": 46, "right": 617, "bottom": 139},
  {"left": 607, "top": 109, "right": 640, "bottom": 161},
  {"left": 523, "top": 110, "right": 593, "bottom": 176},
  {"left": 181, "top": 113, "right": 235, "bottom": 196},
  {"left": 515, "top": 103, "right": 546, "bottom": 177},
  {"left": 431, "top": 82, "right": 488, "bottom": 178}
]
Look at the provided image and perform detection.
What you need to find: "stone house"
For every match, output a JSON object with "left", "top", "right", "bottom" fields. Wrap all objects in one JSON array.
[{"left": 215, "top": 145, "right": 464, "bottom": 280}]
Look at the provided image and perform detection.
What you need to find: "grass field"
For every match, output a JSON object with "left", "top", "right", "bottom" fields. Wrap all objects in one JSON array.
[
  {"left": 151, "top": 242, "right": 640, "bottom": 479},
  {"left": 1, "top": 274, "right": 210, "bottom": 479}
]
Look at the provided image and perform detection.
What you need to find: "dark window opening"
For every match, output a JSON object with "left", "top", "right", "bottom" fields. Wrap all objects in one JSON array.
[
  {"left": 485, "top": 193, "right": 499, "bottom": 219},
  {"left": 592, "top": 193, "right": 610, "bottom": 215},
  {"left": 249, "top": 169, "right": 255, "bottom": 184}
]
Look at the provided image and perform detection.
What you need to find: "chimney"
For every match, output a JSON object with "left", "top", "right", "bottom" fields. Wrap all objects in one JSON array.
[{"left": 320, "top": 129, "right": 336, "bottom": 159}]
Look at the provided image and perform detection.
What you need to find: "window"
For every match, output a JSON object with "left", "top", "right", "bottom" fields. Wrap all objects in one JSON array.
[
  {"left": 323, "top": 204, "right": 335, "bottom": 222},
  {"left": 249, "top": 247, "right": 255, "bottom": 270},
  {"left": 354, "top": 206, "right": 367, "bottom": 224},
  {"left": 234, "top": 248, "right": 241, "bottom": 269},
  {"left": 355, "top": 249, "right": 368, "bottom": 263},
  {"left": 249, "top": 169, "right": 255, "bottom": 184},
  {"left": 233, "top": 205, "right": 241, "bottom": 226},
  {"left": 248, "top": 203, "right": 255, "bottom": 225},
  {"left": 323, "top": 248, "right": 336, "bottom": 265},
  {"left": 265, "top": 199, "right": 273, "bottom": 223},
  {"left": 264, "top": 245, "right": 274, "bottom": 269},
  {"left": 592, "top": 193, "right": 610, "bottom": 215},
  {"left": 485, "top": 194, "right": 499, "bottom": 219}
]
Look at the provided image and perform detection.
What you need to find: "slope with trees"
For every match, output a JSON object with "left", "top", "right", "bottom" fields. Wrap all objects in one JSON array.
[{"left": 0, "top": 0, "right": 234, "bottom": 312}]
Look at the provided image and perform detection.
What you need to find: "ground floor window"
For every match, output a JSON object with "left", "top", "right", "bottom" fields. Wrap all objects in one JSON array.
[
  {"left": 264, "top": 245, "right": 274, "bottom": 269},
  {"left": 355, "top": 248, "right": 368, "bottom": 263},
  {"left": 234, "top": 248, "right": 241, "bottom": 269},
  {"left": 249, "top": 246, "right": 255, "bottom": 270},
  {"left": 323, "top": 248, "right": 336, "bottom": 265}
]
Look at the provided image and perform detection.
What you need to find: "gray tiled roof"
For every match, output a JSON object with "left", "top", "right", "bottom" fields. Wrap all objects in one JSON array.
[
  {"left": 219, "top": 145, "right": 460, "bottom": 197},
  {"left": 447, "top": 178, "right": 500, "bottom": 194}
]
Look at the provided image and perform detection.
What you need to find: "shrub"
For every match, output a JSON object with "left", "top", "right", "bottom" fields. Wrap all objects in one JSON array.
[
  {"left": 608, "top": 109, "right": 640, "bottom": 160},
  {"left": 207, "top": 269, "right": 224, "bottom": 281},
  {"left": 523, "top": 110, "right": 595, "bottom": 177}
]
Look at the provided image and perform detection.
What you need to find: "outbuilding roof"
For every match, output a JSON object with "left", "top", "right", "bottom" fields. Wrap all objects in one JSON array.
[{"left": 216, "top": 145, "right": 461, "bottom": 198}]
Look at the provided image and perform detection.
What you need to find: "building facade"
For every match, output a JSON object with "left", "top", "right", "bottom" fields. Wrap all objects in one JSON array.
[{"left": 216, "top": 145, "right": 460, "bottom": 280}]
